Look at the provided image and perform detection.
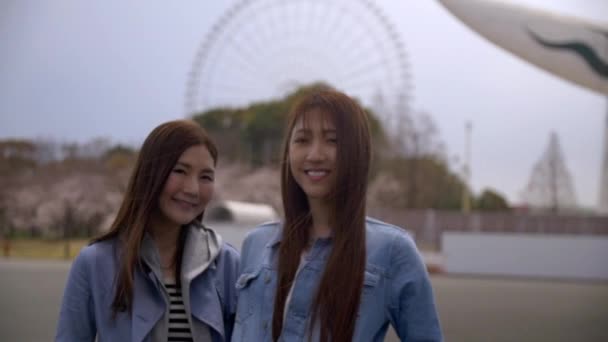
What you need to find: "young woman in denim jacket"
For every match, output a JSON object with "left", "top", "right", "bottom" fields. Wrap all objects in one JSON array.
[
  {"left": 56, "top": 120, "right": 239, "bottom": 342},
  {"left": 232, "top": 89, "right": 442, "bottom": 341}
]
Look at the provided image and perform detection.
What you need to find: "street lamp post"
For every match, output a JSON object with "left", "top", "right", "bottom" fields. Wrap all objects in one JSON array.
[{"left": 462, "top": 121, "right": 472, "bottom": 213}]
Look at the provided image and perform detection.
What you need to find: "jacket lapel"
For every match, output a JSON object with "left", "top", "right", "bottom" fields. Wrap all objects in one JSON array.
[
  {"left": 190, "top": 269, "right": 224, "bottom": 340},
  {"left": 131, "top": 269, "right": 165, "bottom": 342}
]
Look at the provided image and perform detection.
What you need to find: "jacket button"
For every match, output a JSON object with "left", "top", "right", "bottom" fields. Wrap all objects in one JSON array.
[
  {"left": 264, "top": 275, "right": 271, "bottom": 284},
  {"left": 263, "top": 321, "right": 268, "bottom": 331}
]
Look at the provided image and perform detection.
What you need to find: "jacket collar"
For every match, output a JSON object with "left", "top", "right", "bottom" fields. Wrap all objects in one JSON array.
[
  {"left": 182, "top": 224, "right": 221, "bottom": 281},
  {"left": 139, "top": 224, "right": 222, "bottom": 282},
  {"left": 134, "top": 224, "right": 224, "bottom": 341},
  {"left": 187, "top": 225, "right": 226, "bottom": 340},
  {"left": 266, "top": 225, "right": 283, "bottom": 248},
  {"left": 265, "top": 222, "right": 336, "bottom": 249}
]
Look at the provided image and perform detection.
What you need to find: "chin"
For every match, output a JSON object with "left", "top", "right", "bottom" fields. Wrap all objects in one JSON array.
[
  {"left": 168, "top": 214, "right": 197, "bottom": 226},
  {"left": 304, "top": 191, "right": 331, "bottom": 200}
]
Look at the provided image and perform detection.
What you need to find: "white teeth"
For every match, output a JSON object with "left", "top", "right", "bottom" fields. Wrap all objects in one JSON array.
[
  {"left": 306, "top": 171, "right": 327, "bottom": 177},
  {"left": 175, "top": 199, "right": 197, "bottom": 206}
]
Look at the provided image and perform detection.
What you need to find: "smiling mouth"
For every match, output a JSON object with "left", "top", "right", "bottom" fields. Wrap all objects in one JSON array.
[
  {"left": 305, "top": 169, "right": 330, "bottom": 181},
  {"left": 173, "top": 198, "right": 198, "bottom": 208}
]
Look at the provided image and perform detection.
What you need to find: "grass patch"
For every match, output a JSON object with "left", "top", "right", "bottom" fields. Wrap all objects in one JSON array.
[{"left": 1, "top": 239, "right": 90, "bottom": 259}]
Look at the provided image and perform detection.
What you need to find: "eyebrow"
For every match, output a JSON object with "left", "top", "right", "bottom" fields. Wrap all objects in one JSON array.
[
  {"left": 175, "top": 162, "right": 215, "bottom": 173},
  {"left": 293, "top": 128, "right": 337, "bottom": 134}
]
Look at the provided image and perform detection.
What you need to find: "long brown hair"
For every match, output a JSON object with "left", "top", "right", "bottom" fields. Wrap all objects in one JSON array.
[
  {"left": 92, "top": 119, "right": 218, "bottom": 316},
  {"left": 272, "top": 89, "right": 372, "bottom": 341}
]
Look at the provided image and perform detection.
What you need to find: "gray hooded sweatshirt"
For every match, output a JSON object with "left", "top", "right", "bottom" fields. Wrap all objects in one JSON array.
[{"left": 140, "top": 224, "right": 222, "bottom": 342}]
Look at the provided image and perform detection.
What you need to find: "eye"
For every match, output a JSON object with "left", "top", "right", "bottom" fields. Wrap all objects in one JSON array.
[
  {"left": 327, "top": 137, "right": 337, "bottom": 143},
  {"left": 200, "top": 174, "right": 214, "bottom": 182},
  {"left": 172, "top": 168, "right": 186, "bottom": 174},
  {"left": 293, "top": 137, "right": 308, "bottom": 144}
]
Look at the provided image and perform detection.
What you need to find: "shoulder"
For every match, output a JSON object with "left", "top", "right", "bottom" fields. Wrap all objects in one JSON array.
[
  {"left": 74, "top": 239, "right": 116, "bottom": 268},
  {"left": 218, "top": 241, "right": 240, "bottom": 264},
  {"left": 365, "top": 217, "right": 421, "bottom": 268},
  {"left": 66, "top": 238, "right": 117, "bottom": 289},
  {"left": 242, "top": 220, "right": 281, "bottom": 250},
  {"left": 365, "top": 217, "right": 415, "bottom": 248},
  {"left": 238, "top": 220, "right": 280, "bottom": 270}
]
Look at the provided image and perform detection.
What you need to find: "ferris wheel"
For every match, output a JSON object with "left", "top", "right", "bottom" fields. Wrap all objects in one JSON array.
[{"left": 185, "top": 0, "right": 413, "bottom": 132}]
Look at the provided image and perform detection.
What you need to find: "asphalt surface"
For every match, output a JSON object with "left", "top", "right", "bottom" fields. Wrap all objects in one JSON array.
[{"left": 2, "top": 258, "right": 607, "bottom": 341}]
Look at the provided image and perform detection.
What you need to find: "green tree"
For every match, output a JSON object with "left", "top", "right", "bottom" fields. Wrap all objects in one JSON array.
[
  {"left": 0, "top": 139, "right": 38, "bottom": 176},
  {"left": 102, "top": 145, "right": 136, "bottom": 169},
  {"left": 475, "top": 189, "right": 510, "bottom": 211},
  {"left": 382, "top": 156, "right": 466, "bottom": 209},
  {"left": 192, "top": 83, "right": 389, "bottom": 168}
]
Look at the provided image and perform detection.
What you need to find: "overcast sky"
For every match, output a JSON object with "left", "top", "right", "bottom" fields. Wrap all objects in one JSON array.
[{"left": 1, "top": 0, "right": 607, "bottom": 209}]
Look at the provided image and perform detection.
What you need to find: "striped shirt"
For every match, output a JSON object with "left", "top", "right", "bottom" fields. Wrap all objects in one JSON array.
[{"left": 165, "top": 282, "right": 193, "bottom": 342}]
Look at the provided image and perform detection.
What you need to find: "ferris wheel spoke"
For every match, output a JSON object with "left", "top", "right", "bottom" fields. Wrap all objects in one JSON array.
[
  {"left": 234, "top": 12, "right": 268, "bottom": 55},
  {"left": 290, "top": 1, "right": 306, "bottom": 41},
  {"left": 336, "top": 32, "right": 378, "bottom": 64},
  {"left": 203, "top": 63, "right": 271, "bottom": 104},
  {"left": 252, "top": 7, "right": 279, "bottom": 58},
  {"left": 340, "top": 60, "right": 397, "bottom": 87},
  {"left": 200, "top": 79, "right": 266, "bottom": 94},
  {"left": 280, "top": 1, "right": 294, "bottom": 42},
  {"left": 344, "top": 34, "right": 389, "bottom": 74},
  {"left": 326, "top": 16, "right": 383, "bottom": 67},
  {"left": 224, "top": 35, "right": 280, "bottom": 86},
  {"left": 208, "top": 48, "right": 259, "bottom": 81},
  {"left": 252, "top": 4, "right": 304, "bottom": 68},
  {"left": 302, "top": 1, "right": 318, "bottom": 37},
  {"left": 303, "top": 2, "right": 336, "bottom": 53},
  {"left": 266, "top": 3, "right": 285, "bottom": 51},
  {"left": 228, "top": 14, "right": 275, "bottom": 64},
  {"left": 238, "top": 5, "right": 281, "bottom": 72},
  {"left": 247, "top": 2, "right": 275, "bottom": 54},
  {"left": 235, "top": 29, "right": 276, "bottom": 78},
  {"left": 290, "top": 1, "right": 304, "bottom": 40},
  {"left": 188, "top": 0, "right": 412, "bottom": 123},
  {"left": 215, "top": 10, "right": 278, "bottom": 81},
  {"left": 317, "top": 2, "right": 349, "bottom": 50}
]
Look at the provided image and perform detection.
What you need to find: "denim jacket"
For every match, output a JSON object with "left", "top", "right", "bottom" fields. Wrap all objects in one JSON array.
[
  {"left": 55, "top": 225, "right": 240, "bottom": 342},
  {"left": 231, "top": 217, "right": 442, "bottom": 342}
]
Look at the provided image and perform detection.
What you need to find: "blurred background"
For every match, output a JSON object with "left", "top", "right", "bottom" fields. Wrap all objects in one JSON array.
[{"left": 1, "top": 0, "right": 607, "bottom": 341}]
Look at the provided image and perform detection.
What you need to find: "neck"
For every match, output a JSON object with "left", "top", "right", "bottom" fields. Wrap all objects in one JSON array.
[
  {"left": 308, "top": 197, "right": 332, "bottom": 239},
  {"left": 148, "top": 217, "right": 182, "bottom": 265}
]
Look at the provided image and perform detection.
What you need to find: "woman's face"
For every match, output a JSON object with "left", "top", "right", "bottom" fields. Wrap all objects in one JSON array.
[
  {"left": 288, "top": 109, "right": 338, "bottom": 202},
  {"left": 157, "top": 144, "right": 215, "bottom": 227}
]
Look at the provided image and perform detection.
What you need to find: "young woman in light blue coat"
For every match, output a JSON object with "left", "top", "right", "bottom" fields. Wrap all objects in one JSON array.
[
  {"left": 56, "top": 120, "right": 239, "bottom": 342},
  {"left": 232, "top": 88, "right": 443, "bottom": 341}
]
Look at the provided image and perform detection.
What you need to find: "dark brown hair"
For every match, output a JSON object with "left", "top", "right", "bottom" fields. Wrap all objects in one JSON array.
[
  {"left": 272, "top": 89, "right": 372, "bottom": 341},
  {"left": 92, "top": 119, "right": 218, "bottom": 316}
]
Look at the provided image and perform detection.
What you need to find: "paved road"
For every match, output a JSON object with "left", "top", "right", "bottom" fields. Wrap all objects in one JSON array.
[
  {"left": 0, "top": 259, "right": 71, "bottom": 341},
  {"left": 2, "top": 258, "right": 607, "bottom": 342}
]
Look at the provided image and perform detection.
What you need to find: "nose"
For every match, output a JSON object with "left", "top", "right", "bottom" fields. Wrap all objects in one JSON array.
[
  {"left": 182, "top": 175, "right": 199, "bottom": 198},
  {"left": 306, "top": 140, "right": 326, "bottom": 162}
]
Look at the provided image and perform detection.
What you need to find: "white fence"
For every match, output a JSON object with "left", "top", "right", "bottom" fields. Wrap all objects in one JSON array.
[{"left": 442, "top": 232, "right": 608, "bottom": 281}]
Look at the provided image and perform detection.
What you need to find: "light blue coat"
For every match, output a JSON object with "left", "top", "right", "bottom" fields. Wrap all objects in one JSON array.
[
  {"left": 232, "top": 217, "right": 443, "bottom": 342},
  {"left": 55, "top": 225, "right": 240, "bottom": 342}
]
